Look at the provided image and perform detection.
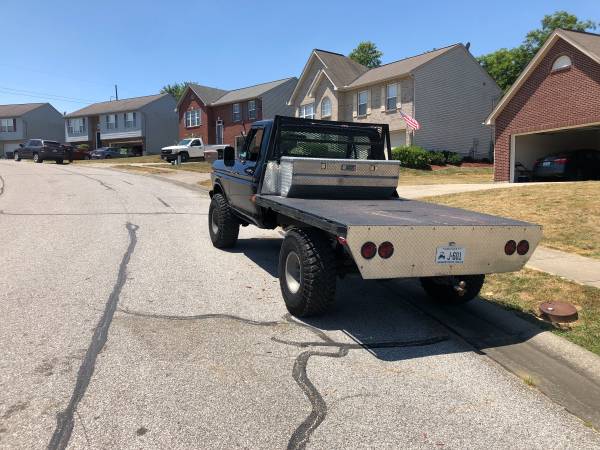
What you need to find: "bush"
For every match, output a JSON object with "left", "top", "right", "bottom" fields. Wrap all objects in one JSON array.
[
  {"left": 444, "top": 151, "right": 462, "bottom": 165},
  {"left": 391, "top": 145, "right": 431, "bottom": 169},
  {"left": 427, "top": 151, "right": 446, "bottom": 166}
]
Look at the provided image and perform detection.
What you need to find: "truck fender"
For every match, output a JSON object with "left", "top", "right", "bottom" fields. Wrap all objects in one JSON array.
[{"left": 210, "top": 179, "right": 226, "bottom": 200}]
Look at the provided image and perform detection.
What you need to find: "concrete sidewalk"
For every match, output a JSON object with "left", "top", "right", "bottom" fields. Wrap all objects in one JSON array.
[{"left": 527, "top": 247, "right": 600, "bottom": 288}]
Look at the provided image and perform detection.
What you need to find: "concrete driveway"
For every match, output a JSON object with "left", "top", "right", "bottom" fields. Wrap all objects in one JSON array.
[{"left": 1, "top": 161, "right": 599, "bottom": 449}]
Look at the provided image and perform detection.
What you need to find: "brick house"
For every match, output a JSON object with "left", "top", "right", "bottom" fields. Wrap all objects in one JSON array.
[
  {"left": 289, "top": 46, "right": 501, "bottom": 157},
  {"left": 177, "top": 78, "right": 297, "bottom": 151},
  {"left": 486, "top": 29, "right": 600, "bottom": 182}
]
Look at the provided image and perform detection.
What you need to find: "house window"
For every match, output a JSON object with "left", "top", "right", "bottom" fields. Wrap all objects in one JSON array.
[
  {"left": 67, "top": 118, "right": 86, "bottom": 134},
  {"left": 106, "top": 114, "right": 117, "bottom": 129},
  {"left": 124, "top": 112, "right": 137, "bottom": 128},
  {"left": 357, "top": 90, "right": 368, "bottom": 116},
  {"left": 386, "top": 84, "right": 397, "bottom": 111},
  {"left": 185, "top": 110, "right": 200, "bottom": 127},
  {"left": 552, "top": 55, "right": 572, "bottom": 72},
  {"left": 299, "top": 103, "right": 315, "bottom": 119},
  {"left": 248, "top": 100, "right": 256, "bottom": 120},
  {"left": 321, "top": 97, "right": 331, "bottom": 118},
  {"left": 0, "top": 118, "right": 16, "bottom": 132},
  {"left": 232, "top": 103, "right": 241, "bottom": 122}
]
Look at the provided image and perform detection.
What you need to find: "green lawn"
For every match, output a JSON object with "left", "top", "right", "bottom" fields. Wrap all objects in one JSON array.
[{"left": 398, "top": 166, "right": 493, "bottom": 185}]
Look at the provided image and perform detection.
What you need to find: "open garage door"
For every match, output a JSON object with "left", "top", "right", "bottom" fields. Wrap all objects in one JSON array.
[{"left": 512, "top": 124, "right": 600, "bottom": 182}]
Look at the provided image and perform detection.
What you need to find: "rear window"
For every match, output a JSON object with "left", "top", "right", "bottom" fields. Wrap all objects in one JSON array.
[
  {"left": 274, "top": 119, "right": 386, "bottom": 160},
  {"left": 44, "top": 140, "right": 61, "bottom": 147}
]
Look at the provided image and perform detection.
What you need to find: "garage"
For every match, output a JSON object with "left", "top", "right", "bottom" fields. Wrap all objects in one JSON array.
[
  {"left": 389, "top": 130, "right": 407, "bottom": 148},
  {"left": 486, "top": 29, "right": 600, "bottom": 182},
  {"left": 2, "top": 142, "right": 23, "bottom": 159},
  {"left": 512, "top": 125, "right": 600, "bottom": 181}
]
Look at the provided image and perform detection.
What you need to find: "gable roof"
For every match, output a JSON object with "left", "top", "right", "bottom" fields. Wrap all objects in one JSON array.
[
  {"left": 0, "top": 102, "right": 47, "bottom": 118},
  {"left": 346, "top": 44, "right": 461, "bottom": 88},
  {"left": 210, "top": 78, "right": 295, "bottom": 105},
  {"left": 65, "top": 93, "right": 170, "bottom": 118},
  {"left": 486, "top": 29, "right": 600, "bottom": 125},
  {"left": 176, "top": 83, "right": 228, "bottom": 109}
]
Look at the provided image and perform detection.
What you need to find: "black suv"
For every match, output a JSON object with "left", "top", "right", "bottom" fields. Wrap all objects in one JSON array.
[{"left": 13, "top": 139, "right": 72, "bottom": 164}]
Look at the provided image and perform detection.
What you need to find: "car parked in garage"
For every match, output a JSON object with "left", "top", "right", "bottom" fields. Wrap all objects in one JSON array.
[
  {"left": 13, "top": 139, "right": 71, "bottom": 164},
  {"left": 533, "top": 149, "right": 600, "bottom": 181},
  {"left": 90, "top": 147, "right": 127, "bottom": 159}
]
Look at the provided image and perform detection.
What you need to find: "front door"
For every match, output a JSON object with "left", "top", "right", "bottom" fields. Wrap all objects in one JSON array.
[
  {"left": 216, "top": 120, "right": 223, "bottom": 145},
  {"left": 229, "top": 127, "right": 264, "bottom": 216},
  {"left": 96, "top": 131, "right": 102, "bottom": 149}
]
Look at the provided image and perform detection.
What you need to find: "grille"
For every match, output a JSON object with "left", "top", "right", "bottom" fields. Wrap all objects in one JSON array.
[{"left": 161, "top": 149, "right": 172, "bottom": 154}]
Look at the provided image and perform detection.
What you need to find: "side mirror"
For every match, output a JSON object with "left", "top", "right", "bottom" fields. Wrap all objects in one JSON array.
[{"left": 223, "top": 146, "right": 235, "bottom": 166}]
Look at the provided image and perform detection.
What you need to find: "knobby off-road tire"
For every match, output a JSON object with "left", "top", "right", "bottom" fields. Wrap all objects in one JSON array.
[
  {"left": 420, "top": 274, "right": 485, "bottom": 305},
  {"left": 278, "top": 228, "right": 337, "bottom": 317},
  {"left": 208, "top": 193, "right": 239, "bottom": 248}
]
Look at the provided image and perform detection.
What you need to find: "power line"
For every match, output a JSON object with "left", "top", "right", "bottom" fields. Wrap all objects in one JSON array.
[
  {"left": 0, "top": 86, "right": 100, "bottom": 104},
  {"left": 0, "top": 62, "right": 115, "bottom": 89}
]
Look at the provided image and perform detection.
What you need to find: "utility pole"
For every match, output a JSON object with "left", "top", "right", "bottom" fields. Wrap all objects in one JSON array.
[{"left": 114, "top": 85, "right": 119, "bottom": 101}]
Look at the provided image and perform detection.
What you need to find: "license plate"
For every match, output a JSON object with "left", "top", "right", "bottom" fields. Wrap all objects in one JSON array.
[
  {"left": 542, "top": 161, "right": 551, "bottom": 167},
  {"left": 436, "top": 246, "right": 465, "bottom": 264}
]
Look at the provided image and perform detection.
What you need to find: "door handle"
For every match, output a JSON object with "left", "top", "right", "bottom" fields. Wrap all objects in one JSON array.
[{"left": 244, "top": 167, "right": 255, "bottom": 176}]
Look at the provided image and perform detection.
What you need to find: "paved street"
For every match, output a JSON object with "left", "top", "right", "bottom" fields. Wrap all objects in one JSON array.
[{"left": 1, "top": 160, "right": 599, "bottom": 449}]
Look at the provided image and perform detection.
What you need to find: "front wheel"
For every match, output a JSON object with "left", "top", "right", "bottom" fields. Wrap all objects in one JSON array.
[
  {"left": 420, "top": 274, "right": 485, "bottom": 304},
  {"left": 208, "top": 193, "right": 239, "bottom": 248},
  {"left": 14, "top": 151, "right": 21, "bottom": 161},
  {"left": 278, "top": 228, "right": 337, "bottom": 317}
]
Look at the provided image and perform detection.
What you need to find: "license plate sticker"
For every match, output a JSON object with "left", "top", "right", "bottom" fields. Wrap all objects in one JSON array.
[{"left": 436, "top": 246, "right": 465, "bottom": 264}]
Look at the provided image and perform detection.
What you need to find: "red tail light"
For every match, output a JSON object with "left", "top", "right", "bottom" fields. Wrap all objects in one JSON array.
[
  {"left": 361, "top": 242, "right": 377, "bottom": 259},
  {"left": 504, "top": 240, "right": 517, "bottom": 255},
  {"left": 517, "top": 240, "right": 530, "bottom": 255},
  {"left": 554, "top": 158, "right": 568, "bottom": 164},
  {"left": 378, "top": 242, "right": 394, "bottom": 259}
]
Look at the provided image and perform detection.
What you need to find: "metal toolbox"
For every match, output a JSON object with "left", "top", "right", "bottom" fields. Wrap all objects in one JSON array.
[{"left": 266, "top": 157, "right": 400, "bottom": 199}]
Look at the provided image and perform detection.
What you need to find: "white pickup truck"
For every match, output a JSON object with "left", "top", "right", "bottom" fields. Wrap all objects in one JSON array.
[{"left": 161, "top": 137, "right": 227, "bottom": 162}]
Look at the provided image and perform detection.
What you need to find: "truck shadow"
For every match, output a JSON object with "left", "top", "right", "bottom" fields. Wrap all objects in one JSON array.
[{"left": 231, "top": 238, "right": 548, "bottom": 362}]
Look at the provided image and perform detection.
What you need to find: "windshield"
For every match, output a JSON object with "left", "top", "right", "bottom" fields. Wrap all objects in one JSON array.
[
  {"left": 274, "top": 120, "right": 386, "bottom": 160},
  {"left": 178, "top": 139, "right": 192, "bottom": 146}
]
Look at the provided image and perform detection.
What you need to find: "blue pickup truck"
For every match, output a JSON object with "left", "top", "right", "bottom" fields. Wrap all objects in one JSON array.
[{"left": 208, "top": 116, "right": 541, "bottom": 317}]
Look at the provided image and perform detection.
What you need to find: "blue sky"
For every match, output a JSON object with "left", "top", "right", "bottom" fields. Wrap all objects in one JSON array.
[{"left": 0, "top": 0, "right": 597, "bottom": 113}]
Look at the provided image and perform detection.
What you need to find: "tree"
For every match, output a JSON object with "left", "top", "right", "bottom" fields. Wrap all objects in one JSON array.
[
  {"left": 160, "top": 81, "right": 196, "bottom": 101},
  {"left": 478, "top": 11, "right": 597, "bottom": 91},
  {"left": 349, "top": 41, "right": 383, "bottom": 68}
]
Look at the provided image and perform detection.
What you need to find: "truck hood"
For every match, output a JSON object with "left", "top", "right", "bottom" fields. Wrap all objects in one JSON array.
[{"left": 161, "top": 145, "right": 189, "bottom": 151}]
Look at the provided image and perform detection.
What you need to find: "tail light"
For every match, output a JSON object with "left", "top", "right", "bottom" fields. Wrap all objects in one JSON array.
[
  {"left": 504, "top": 240, "right": 517, "bottom": 255},
  {"left": 517, "top": 240, "right": 530, "bottom": 255},
  {"left": 378, "top": 242, "right": 394, "bottom": 259},
  {"left": 554, "top": 158, "right": 568, "bottom": 165},
  {"left": 361, "top": 242, "right": 377, "bottom": 259}
]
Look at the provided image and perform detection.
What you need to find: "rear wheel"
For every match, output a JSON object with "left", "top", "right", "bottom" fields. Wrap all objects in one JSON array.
[
  {"left": 33, "top": 153, "right": 42, "bottom": 163},
  {"left": 278, "top": 228, "right": 336, "bottom": 317},
  {"left": 56, "top": 159, "right": 63, "bottom": 164},
  {"left": 208, "top": 193, "right": 239, "bottom": 248},
  {"left": 420, "top": 274, "right": 485, "bottom": 304},
  {"left": 13, "top": 151, "right": 20, "bottom": 161}
]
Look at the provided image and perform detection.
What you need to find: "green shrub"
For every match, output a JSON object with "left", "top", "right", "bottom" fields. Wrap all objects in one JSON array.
[
  {"left": 443, "top": 151, "right": 462, "bottom": 165},
  {"left": 427, "top": 151, "right": 446, "bottom": 166},
  {"left": 391, "top": 145, "right": 431, "bottom": 169}
]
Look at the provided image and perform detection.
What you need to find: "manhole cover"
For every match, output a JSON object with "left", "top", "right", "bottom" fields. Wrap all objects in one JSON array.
[{"left": 539, "top": 301, "right": 578, "bottom": 323}]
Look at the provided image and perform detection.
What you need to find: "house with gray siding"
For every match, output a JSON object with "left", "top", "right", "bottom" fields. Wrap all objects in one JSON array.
[
  {"left": 289, "top": 45, "right": 501, "bottom": 158},
  {"left": 64, "top": 93, "right": 177, "bottom": 154},
  {"left": 0, "top": 103, "right": 64, "bottom": 158}
]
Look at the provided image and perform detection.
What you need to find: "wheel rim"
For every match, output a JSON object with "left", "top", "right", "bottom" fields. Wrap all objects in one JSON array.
[
  {"left": 210, "top": 209, "right": 219, "bottom": 235},
  {"left": 285, "top": 251, "right": 302, "bottom": 295},
  {"left": 14, "top": 153, "right": 18, "bottom": 160},
  {"left": 33, "top": 154, "right": 38, "bottom": 162}
]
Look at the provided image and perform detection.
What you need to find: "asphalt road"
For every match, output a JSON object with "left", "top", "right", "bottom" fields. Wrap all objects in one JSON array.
[{"left": 1, "top": 160, "right": 599, "bottom": 449}]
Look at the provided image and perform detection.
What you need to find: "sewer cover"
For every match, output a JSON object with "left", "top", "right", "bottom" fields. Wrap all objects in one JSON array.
[{"left": 539, "top": 301, "right": 578, "bottom": 323}]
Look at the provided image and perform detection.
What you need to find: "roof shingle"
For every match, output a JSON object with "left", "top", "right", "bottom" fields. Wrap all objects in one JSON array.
[
  {"left": 210, "top": 78, "right": 295, "bottom": 105},
  {"left": 0, "top": 103, "right": 47, "bottom": 118},
  {"left": 65, "top": 94, "right": 170, "bottom": 118},
  {"left": 188, "top": 84, "right": 228, "bottom": 104}
]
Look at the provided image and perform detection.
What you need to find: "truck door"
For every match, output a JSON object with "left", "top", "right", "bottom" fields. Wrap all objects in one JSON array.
[
  {"left": 229, "top": 126, "right": 264, "bottom": 216},
  {"left": 189, "top": 138, "right": 202, "bottom": 158}
]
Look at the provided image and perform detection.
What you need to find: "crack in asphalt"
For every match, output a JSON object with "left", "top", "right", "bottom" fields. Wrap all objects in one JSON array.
[
  {"left": 0, "top": 174, "right": 4, "bottom": 197},
  {"left": 48, "top": 222, "right": 139, "bottom": 450},
  {"left": 117, "top": 307, "right": 449, "bottom": 450},
  {"left": 56, "top": 167, "right": 115, "bottom": 191},
  {"left": 155, "top": 196, "right": 171, "bottom": 208}
]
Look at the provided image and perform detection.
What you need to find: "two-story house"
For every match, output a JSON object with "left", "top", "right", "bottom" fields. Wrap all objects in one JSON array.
[
  {"left": 64, "top": 93, "right": 177, "bottom": 154},
  {"left": 0, "top": 103, "right": 64, "bottom": 158},
  {"left": 176, "top": 78, "right": 297, "bottom": 152},
  {"left": 289, "top": 45, "right": 501, "bottom": 158}
]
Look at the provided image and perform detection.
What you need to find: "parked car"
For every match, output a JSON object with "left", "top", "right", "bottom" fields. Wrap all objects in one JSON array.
[
  {"left": 161, "top": 138, "right": 226, "bottom": 162},
  {"left": 533, "top": 149, "right": 600, "bottom": 180},
  {"left": 13, "top": 139, "right": 71, "bottom": 164},
  {"left": 90, "top": 147, "right": 127, "bottom": 159},
  {"left": 67, "top": 145, "right": 93, "bottom": 160}
]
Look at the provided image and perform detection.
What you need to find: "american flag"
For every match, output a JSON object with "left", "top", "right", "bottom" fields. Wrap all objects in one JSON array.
[{"left": 400, "top": 110, "right": 420, "bottom": 130}]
